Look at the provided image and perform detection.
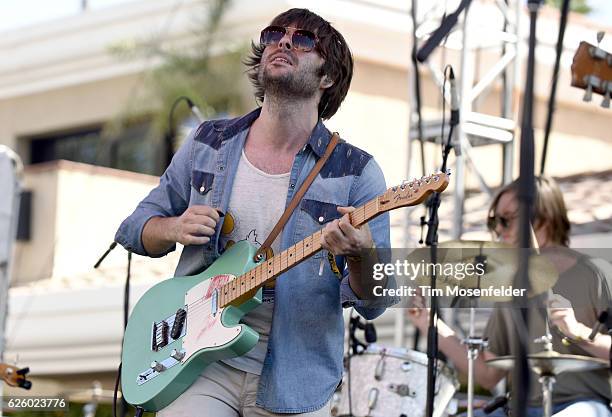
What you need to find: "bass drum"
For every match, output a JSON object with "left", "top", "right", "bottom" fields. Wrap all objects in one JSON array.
[{"left": 332, "top": 345, "right": 459, "bottom": 417}]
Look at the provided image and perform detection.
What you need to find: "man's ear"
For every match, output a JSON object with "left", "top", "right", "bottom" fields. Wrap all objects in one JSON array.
[{"left": 320, "top": 75, "right": 334, "bottom": 89}]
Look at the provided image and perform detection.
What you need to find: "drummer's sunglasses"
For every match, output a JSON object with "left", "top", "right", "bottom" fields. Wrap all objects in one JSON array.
[
  {"left": 260, "top": 26, "right": 319, "bottom": 52},
  {"left": 487, "top": 214, "right": 518, "bottom": 231}
]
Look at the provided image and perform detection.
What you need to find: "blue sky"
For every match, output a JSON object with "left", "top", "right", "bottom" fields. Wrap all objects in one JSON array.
[{"left": 0, "top": 0, "right": 611, "bottom": 33}]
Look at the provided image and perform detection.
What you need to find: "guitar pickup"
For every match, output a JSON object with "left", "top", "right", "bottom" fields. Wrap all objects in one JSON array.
[{"left": 170, "top": 308, "right": 187, "bottom": 339}]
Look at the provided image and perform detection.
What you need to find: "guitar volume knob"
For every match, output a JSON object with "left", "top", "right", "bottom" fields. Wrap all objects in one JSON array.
[
  {"left": 150, "top": 361, "right": 166, "bottom": 372},
  {"left": 170, "top": 349, "right": 185, "bottom": 361}
]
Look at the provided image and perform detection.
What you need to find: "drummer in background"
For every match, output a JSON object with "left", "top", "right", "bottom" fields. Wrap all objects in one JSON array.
[{"left": 407, "top": 176, "right": 612, "bottom": 417}]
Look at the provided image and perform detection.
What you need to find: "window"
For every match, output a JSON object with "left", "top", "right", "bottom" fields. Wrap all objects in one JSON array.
[{"left": 29, "top": 123, "right": 164, "bottom": 176}]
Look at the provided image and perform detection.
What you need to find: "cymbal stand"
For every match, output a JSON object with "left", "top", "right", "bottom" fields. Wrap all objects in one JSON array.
[
  {"left": 538, "top": 372, "right": 556, "bottom": 417},
  {"left": 534, "top": 323, "right": 555, "bottom": 417},
  {"left": 462, "top": 299, "right": 488, "bottom": 417},
  {"left": 534, "top": 290, "right": 555, "bottom": 352}
]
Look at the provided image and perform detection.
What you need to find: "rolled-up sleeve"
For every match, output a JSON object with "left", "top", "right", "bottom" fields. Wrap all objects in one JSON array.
[
  {"left": 114, "top": 128, "right": 196, "bottom": 256},
  {"left": 339, "top": 157, "right": 396, "bottom": 320}
]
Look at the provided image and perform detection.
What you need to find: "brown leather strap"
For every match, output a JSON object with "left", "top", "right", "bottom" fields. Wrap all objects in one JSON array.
[{"left": 254, "top": 132, "right": 340, "bottom": 262}]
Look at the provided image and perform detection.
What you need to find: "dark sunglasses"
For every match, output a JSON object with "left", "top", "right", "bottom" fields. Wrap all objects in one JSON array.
[
  {"left": 487, "top": 213, "right": 519, "bottom": 231},
  {"left": 260, "top": 25, "right": 319, "bottom": 52}
]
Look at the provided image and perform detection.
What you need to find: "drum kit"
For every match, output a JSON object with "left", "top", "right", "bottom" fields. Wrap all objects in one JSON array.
[
  {"left": 331, "top": 240, "right": 610, "bottom": 417},
  {"left": 332, "top": 345, "right": 459, "bottom": 417}
]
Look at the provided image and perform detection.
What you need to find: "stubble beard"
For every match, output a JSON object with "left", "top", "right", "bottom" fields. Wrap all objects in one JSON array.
[{"left": 259, "top": 60, "right": 321, "bottom": 102}]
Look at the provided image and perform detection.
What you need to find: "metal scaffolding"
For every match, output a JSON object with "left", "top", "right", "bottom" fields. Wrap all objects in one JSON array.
[
  {"left": 407, "top": 0, "right": 522, "bottom": 239},
  {"left": 396, "top": 0, "right": 523, "bottom": 349}
]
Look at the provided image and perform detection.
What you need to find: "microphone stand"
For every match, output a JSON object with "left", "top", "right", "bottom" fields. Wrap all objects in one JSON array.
[
  {"left": 164, "top": 96, "right": 206, "bottom": 169},
  {"left": 423, "top": 84, "right": 456, "bottom": 417},
  {"left": 510, "top": 2, "right": 543, "bottom": 417}
]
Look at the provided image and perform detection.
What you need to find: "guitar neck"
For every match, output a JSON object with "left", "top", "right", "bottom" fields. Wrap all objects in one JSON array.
[
  {"left": 217, "top": 170, "right": 451, "bottom": 308},
  {"left": 218, "top": 196, "right": 381, "bottom": 308}
]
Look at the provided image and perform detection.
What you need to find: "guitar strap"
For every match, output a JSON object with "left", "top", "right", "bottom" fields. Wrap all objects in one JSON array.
[{"left": 253, "top": 132, "right": 340, "bottom": 262}]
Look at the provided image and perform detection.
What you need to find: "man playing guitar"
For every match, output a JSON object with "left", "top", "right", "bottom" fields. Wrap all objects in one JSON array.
[{"left": 115, "top": 8, "right": 391, "bottom": 417}]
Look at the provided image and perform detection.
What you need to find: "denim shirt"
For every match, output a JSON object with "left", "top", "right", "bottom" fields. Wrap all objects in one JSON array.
[{"left": 115, "top": 108, "right": 391, "bottom": 413}]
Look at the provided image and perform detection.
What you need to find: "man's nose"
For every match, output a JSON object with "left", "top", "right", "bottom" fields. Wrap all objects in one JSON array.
[{"left": 277, "top": 32, "right": 292, "bottom": 50}]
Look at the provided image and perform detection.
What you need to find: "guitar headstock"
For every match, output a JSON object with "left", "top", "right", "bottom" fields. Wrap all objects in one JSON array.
[
  {"left": 379, "top": 171, "right": 450, "bottom": 212},
  {"left": 0, "top": 362, "right": 32, "bottom": 390},
  {"left": 571, "top": 32, "right": 611, "bottom": 108}
]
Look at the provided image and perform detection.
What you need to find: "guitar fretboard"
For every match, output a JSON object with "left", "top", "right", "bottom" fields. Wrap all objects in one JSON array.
[{"left": 218, "top": 197, "right": 381, "bottom": 308}]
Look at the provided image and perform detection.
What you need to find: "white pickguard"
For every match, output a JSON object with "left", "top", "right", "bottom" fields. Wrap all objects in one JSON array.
[{"left": 181, "top": 274, "right": 242, "bottom": 361}]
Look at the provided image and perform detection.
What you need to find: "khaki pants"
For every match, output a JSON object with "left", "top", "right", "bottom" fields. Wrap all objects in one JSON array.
[{"left": 156, "top": 361, "right": 332, "bottom": 417}]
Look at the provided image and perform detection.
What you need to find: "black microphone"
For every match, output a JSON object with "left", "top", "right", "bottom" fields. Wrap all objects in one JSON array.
[
  {"left": 449, "top": 67, "right": 460, "bottom": 127},
  {"left": 446, "top": 66, "right": 462, "bottom": 158},
  {"left": 589, "top": 310, "right": 609, "bottom": 341},
  {"left": 185, "top": 98, "right": 205, "bottom": 123},
  {"left": 94, "top": 241, "right": 118, "bottom": 268}
]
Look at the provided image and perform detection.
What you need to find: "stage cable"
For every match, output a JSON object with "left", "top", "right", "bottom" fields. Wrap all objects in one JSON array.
[
  {"left": 120, "top": 251, "right": 132, "bottom": 417},
  {"left": 113, "top": 363, "right": 122, "bottom": 417},
  {"left": 347, "top": 308, "right": 355, "bottom": 417},
  {"left": 94, "top": 244, "right": 131, "bottom": 417},
  {"left": 540, "top": 0, "right": 570, "bottom": 174}
]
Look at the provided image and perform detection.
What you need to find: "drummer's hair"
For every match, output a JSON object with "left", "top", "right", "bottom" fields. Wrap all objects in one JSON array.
[{"left": 489, "top": 176, "right": 570, "bottom": 246}]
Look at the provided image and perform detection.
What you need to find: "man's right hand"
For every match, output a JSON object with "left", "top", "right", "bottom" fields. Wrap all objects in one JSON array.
[
  {"left": 170, "top": 205, "right": 220, "bottom": 246},
  {"left": 142, "top": 205, "right": 221, "bottom": 255}
]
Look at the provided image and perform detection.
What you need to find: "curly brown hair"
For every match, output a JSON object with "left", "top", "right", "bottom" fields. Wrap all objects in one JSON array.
[{"left": 244, "top": 8, "right": 354, "bottom": 120}]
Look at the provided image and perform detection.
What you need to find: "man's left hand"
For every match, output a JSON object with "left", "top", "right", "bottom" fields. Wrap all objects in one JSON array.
[{"left": 320, "top": 206, "right": 373, "bottom": 258}]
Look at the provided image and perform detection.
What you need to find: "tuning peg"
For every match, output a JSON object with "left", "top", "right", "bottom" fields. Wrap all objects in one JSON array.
[
  {"left": 596, "top": 31, "right": 604, "bottom": 45},
  {"left": 18, "top": 379, "right": 32, "bottom": 390},
  {"left": 583, "top": 82, "right": 593, "bottom": 102},
  {"left": 583, "top": 75, "right": 601, "bottom": 102},
  {"left": 602, "top": 82, "right": 611, "bottom": 109},
  {"left": 589, "top": 36, "right": 608, "bottom": 60},
  {"left": 16, "top": 367, "right": 29, "bottom": 376}
]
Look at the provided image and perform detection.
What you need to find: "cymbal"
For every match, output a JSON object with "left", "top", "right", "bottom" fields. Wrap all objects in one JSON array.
[
  {"left": 406, "top": 240, "right": 558, "bottom": 301},
  {"left": 486, "top": 351, "right": 609, "bottom": 376}
]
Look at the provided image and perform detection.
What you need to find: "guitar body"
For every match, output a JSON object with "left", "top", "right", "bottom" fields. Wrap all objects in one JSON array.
[{"left": 121, "top": 240, "right": 262, "bottom": 411}]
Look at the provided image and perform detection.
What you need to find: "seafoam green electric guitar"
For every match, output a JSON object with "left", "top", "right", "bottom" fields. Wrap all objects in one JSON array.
[{"left": 121, "top": 172, "right": 450, "bottom": 411}]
